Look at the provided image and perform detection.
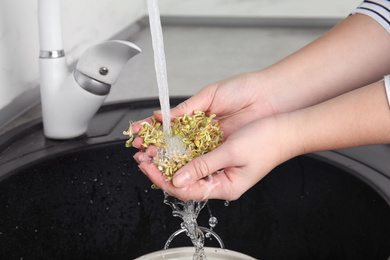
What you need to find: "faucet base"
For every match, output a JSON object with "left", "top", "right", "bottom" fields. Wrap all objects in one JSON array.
[{"left": 40, "top": 58, "right": 107, "bottom": 139}]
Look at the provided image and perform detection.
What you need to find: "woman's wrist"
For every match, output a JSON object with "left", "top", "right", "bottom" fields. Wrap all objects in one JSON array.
[
  {"left": 286, "top": 81, "right": 390, "bottom": 156},
  {"left": 259, "top": 14, "right": 390, "bottom": 116}
]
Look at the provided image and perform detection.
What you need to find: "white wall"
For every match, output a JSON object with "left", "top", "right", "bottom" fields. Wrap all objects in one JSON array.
[
  {"left": 158, "top": 0, "right": 362, "bottom": 18},
  {"left": 0, "top": 0, "right": 145, "bottom": 120}
]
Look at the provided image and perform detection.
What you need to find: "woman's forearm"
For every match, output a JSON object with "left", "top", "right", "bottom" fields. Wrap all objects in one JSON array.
[
  {"left": 290, "top": 81, "right": 390, "bottom": 156},
  {"left": 264, "top": 14, "right": 390, "bottom": 114}
]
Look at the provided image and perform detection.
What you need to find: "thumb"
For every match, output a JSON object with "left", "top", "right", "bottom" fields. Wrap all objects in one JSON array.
[
  {"left": 172, "top": 144, "right": 233, "bottom": 187},
  {"left": 154, "top": 85, "right": 217, "bottom": 121}
]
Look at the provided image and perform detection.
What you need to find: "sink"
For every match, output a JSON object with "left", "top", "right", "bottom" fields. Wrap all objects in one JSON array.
[{"left": 1, "top": 98, "right": 390, "bottom": 259}]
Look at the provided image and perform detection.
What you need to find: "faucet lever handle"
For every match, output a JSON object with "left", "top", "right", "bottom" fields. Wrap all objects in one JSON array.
[{"left": 76, "top": 40, "right": 141, "bottom": 85}]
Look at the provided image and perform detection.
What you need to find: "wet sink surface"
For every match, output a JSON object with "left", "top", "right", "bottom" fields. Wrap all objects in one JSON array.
[{"left": 0, "top": 142, "right": 172, "bottom": 259}]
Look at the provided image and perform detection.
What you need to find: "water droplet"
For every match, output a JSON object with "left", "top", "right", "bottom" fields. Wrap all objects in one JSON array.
[
  {"left": 205, "top": 232, "right": 211, "bottom": 238},
  {"left": 122, "top": 172, "right": 126, "bottom": 176},
  {"left": 34, "top": 229, "right": 38, "bottom": 233},
  {"left": 224, "top": 201, "right": 230, "bottom": 207},
  {"left": 15, "top": 226, "right": 19, "bottom": 230},
  {"left": 144, "top": 189, "right": 149, "bottom": 194},
  {"left": 93, "top": 178, "right": 98, "bottom": 182},
  {"left": 0, "top": 232, "right": 3, "bottom": 235},
  {"left": 90, "top": 200, "right": 94, "bottom": 205},
  {"left": 100, "top": 182, "right": 104, "bottom": 186},
  {"left": 79, "top": 232, "right": 82, "bottom": 236},
  {"left": 208, "top": 216, "right": 218, "bottom": 228}
]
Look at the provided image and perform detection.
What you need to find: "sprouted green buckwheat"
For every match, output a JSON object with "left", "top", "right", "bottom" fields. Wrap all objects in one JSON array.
[{"left": 123, "top": 110, "right": 224, "bottom": 183}]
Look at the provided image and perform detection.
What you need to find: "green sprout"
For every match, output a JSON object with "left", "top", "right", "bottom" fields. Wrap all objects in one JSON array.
[{"left": 123, "top": 110, "right": 224, "bottom": 182}]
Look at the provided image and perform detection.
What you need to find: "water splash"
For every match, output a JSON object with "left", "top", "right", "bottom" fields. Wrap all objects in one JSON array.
[
  {"left": 208, "top": 216, "right": 218, "bottom": 228},
  {"left": 163, "top": 192, "right": 208, "bottom": 260}
]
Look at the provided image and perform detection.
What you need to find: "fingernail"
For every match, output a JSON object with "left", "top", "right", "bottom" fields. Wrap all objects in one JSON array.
[
  {"left": 153, "top": 110, "right": 162, "bottom": 115},
  {"left": 173, "top": 171, "right": 191, "bottom": 187},
  {"left": 145, "top": 149, "right": 153, "bottom": 157},
  {"left": 137, "top": 153, "right": 152, "bottom": 163}
]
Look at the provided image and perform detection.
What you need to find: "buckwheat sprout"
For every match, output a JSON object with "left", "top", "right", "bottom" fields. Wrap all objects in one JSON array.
[{"left": 124, "top": 110, "right": 224, "bottom": 185}]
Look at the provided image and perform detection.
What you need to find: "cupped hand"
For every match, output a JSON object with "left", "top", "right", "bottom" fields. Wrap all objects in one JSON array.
[
  {"left": 134, "top": 113, "right": 300, "bottom": 201},
  {"left": 156, "top": 71, "right": 277, "bottom": 136},
  {"left": 130, "top": 71, "right": 288, "bottom": 201},
  {"left": 131, "top": 71, "right": 276, "bottom": 146}
]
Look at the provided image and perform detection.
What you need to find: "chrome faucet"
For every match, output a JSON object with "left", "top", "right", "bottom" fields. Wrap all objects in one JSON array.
[{"left": 38, "top": 0, "right": 141, "bottom": 139}]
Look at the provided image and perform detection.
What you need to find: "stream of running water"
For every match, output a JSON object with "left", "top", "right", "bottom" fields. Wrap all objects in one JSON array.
[
  {"left": 147, "top": 0, "right": 171, "bottom": 136},
  {"left": 146, "top": 1, "right": 209, "bottom": 259}
]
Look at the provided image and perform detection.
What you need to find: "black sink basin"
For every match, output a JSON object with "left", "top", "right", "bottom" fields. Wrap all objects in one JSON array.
[{"left": 1, "top": 99, "right": 390, "bottom": 259}]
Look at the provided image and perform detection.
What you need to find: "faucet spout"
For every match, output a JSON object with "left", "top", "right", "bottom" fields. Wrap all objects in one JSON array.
[
  {"left": 74, "top": 41, "right": 141, "bottom": 96},
  {"left": 38, "top": 0, "right": 141, "bottom": 139}
]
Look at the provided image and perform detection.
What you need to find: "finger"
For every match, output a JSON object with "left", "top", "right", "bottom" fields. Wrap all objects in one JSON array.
[
  {"left": 145, "top": 145, "right": 159, "bottom": 157},
  {"left": 175, "top": 172, "right": 228, "bottom": 201},
  {"left": 166, "top": 169, "right": 243, "bottom": 201},
  {"left": 132, "top": 136, "right": 145, "bottom": 149},
  {"left": 154, "top": 85, "right": 218, "bottom": 121},
  {"left": 131, "top": 117, "right": 155, "bottom": 133},
  {"left": 133, "top": 145, "right": 159, "bottom": 164},
  {"left": 134, "top": 151, "right": 149, "bottom": 164},
  {"left": 138, "top": 151, "right": 245, "bottom": 201},
  {"left": 138, "top": 161, "right": 171, "bottom": 190},
  {"left": 139, "top": 160, "right": 223, "bottom": 201},
  {"left": 172, "top": 142, "right": 237, "bottom": 188}
]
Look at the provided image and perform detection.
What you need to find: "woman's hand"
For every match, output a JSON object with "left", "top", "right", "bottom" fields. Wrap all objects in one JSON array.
[
  {"left": 133, "top": 80, "right": 390, "bottom": 201},
  {"left": 134, "top": 113, "right": 300, "bottom": 201},
  {"left": 131, "top": 71, "right": 277, "bottom": 139},
  {"left": 130, "top": 71, "right": 286, "bottom": 201}
]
